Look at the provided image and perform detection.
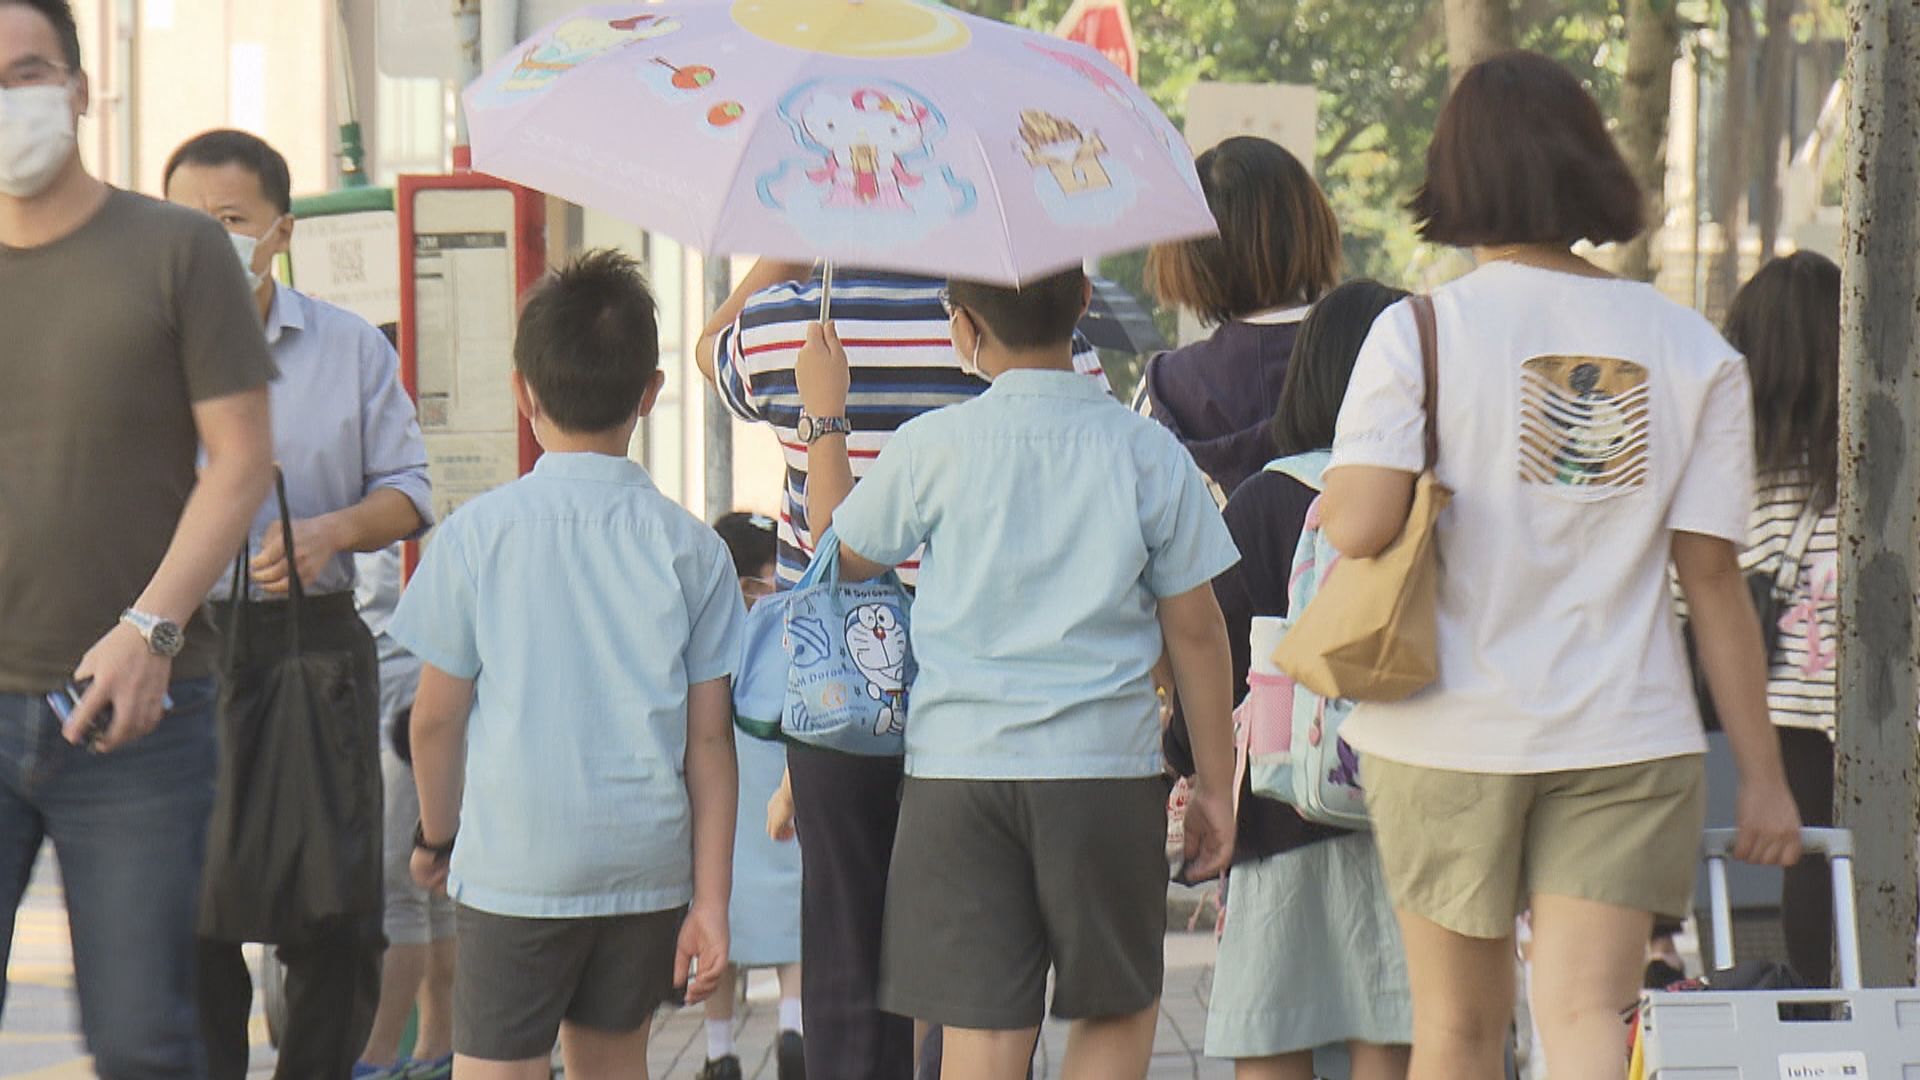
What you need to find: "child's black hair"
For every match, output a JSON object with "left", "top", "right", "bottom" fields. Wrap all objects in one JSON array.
[
  {"left": 514, "top": 249, "right": 660, "bottom": 434},
  {"left": 713, "top": 512, "right": 777, "bottom": 578},
  {"left": 945, "top": 266, "right": 1086, "bottom": 351},
  {"left": 1270, "top": 280, "right": 1411, "bottom": 456}
]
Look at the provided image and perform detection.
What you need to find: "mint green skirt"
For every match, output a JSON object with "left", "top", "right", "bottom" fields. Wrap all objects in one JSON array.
[{"left": 1205, "top": 832, "right": 1412, "bottom": 1066}]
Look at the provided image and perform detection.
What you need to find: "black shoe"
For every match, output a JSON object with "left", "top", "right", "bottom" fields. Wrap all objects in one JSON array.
[
  {"left": 697, "top": 1056, "right": 743, "bottom": 1080},
  {"left": 777, "top": 1031, "right": 807, "bottom": 1080}
]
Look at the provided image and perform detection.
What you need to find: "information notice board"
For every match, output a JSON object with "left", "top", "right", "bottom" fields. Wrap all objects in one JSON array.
[{"left": 398, "top": 176, "right": 547, "bottom": 534}]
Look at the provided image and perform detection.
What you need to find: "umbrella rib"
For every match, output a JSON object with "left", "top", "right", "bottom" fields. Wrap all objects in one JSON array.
[{"left": 965, "top": 129, "right": 1019, "bottom": 287}]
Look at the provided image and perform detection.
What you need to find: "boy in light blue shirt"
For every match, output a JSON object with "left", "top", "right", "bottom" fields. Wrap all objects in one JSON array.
[
  {"left": 392, "top": 251, "right": 744, "bottom": 1074},
  {"left": 795, "top": 267, "right": 1241, "bottom": 1079}
]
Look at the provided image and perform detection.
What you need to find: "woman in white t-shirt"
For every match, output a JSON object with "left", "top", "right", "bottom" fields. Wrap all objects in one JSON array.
[
  {"left": 1724, "top": 253, "right": 1844, "bottom": 987},
  {"left": 1318, "top": 51, "right": 1804, "bottom": 1080}
]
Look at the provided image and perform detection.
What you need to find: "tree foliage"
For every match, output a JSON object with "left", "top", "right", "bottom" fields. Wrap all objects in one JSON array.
[{"left": 954, "top": 0, "right": 1630, "bottom": 286}]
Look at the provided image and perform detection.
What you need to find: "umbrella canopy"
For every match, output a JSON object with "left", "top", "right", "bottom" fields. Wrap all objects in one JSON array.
[{"left": 464, "top": 0, "right": 1217, "bottom": 285}]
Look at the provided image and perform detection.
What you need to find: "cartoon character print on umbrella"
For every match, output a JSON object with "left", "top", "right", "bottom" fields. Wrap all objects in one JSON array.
[
  {"left": 756, "top": 79, "right": 977, "bottom": 250},
  {"left": 846, "top": 602, "right": 908, "bottom": 737},
  {"left": 1023, "top": 40, "right": 1194, "bottom": 190},
  {"left": 1017, "top": 108, "right": 1140, "bottom": 228},
  {"left": 489, "top": 14, "right": 683, "bottom": 99}
]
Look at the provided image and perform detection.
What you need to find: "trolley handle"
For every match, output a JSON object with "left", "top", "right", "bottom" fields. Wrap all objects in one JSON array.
[{"left": 1700, "top": 827, "right": 1862, "bottom": 991}]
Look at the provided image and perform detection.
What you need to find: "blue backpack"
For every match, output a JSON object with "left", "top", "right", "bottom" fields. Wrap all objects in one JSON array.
[
  {"left": 1242, "top": 452, "right": 1369, "bottom": 829},
  {"left": 732, "top": 593, "right": 792, "bottom": 743},
  {"left": 779, "top": 527, "right": 916, "bottom": 756}
]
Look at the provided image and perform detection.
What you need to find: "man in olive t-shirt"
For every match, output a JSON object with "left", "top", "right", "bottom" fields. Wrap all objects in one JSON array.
[{"left": 0, "top": 1, "right": 274, "bottom": 1072}]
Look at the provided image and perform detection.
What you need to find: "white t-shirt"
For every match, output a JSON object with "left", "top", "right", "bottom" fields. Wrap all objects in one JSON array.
[{"left": 1329, "top": 262, "right": 1754, "bottom": 773}]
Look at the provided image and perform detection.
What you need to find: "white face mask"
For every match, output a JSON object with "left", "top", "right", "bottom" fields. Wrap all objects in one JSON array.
[
  {"left": 0, "top": 85, "right": 77, "bottom": 199},
  {"left": 228, "top": 216, "right": 285, "bottom": 289}
]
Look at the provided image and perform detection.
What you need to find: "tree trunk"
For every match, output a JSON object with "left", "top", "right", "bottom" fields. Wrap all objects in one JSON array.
[
  {"left": 1442, "top": 0, "right": 1515, "bottom": 87},
  {"left": 1707, "top": 0, "right": 1755, "bottom": 319},
  {"left": 1618, "top": 0, "right": 1684, "bottom": 282},
  {"left": 1835, "top": 0, "right": 1920, "bottom": 990},
  {"left": 1752, "top": 0, "right": 1796, "bottom": 259}
]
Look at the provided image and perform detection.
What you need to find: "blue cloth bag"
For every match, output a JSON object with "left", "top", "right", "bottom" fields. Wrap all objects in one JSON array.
[{"left": 780, "top": 526, "right": 915, "bottom": 756}]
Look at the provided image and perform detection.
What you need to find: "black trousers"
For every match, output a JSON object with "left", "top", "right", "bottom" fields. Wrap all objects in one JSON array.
[
  {"left": 198, "top": 597, "right": 386, "bottom": 1078},
  {"left": 1779, "top": 726, "right": 1834, "bottom": 987},
  {"left": 787, "top": 742, "right": 916, "bottom": 1080},
  {"left": 198, "top": 915, "right": 385, "bottom": 1079}
]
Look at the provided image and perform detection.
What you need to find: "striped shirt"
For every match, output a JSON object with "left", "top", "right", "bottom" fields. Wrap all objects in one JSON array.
[
  {"left": 1739, "top": 470, "right": 1838, "bottom": 736},
  {"left": 712, "top": 269, "right": 1107, "bottom": 586}
]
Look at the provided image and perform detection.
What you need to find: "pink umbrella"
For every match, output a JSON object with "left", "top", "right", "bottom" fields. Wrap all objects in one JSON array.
[{"left": 464, "top": 0, "right": 1216, "bottom": 286}]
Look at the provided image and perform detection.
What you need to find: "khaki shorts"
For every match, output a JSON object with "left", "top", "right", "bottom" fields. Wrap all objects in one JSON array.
[{"left": 1362, "top": 754, "right": 1706, "bottom": 939}]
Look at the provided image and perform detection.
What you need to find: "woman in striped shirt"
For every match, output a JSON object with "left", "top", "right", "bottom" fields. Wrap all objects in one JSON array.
[{"left": 1724, "top": 251, "right": 1843, "bottom": 986}]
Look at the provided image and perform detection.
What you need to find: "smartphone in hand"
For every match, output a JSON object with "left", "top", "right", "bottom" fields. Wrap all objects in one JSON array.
[{"left": 45, "top": 679, "right": 174, "bottom": 750}]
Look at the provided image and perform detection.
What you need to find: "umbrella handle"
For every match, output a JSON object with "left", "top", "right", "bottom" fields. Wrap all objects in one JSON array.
[{"left": 819, "top": 260, "right": 834, "bottom": 325}]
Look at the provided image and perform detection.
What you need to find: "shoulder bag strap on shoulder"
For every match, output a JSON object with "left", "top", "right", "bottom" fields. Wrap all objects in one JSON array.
[
  {"left": 1410, "top": 295, "right": 1440, "bottom": 472},
  {"left": 1771, "top": 495, "right": 1825, "bottom": 600}
]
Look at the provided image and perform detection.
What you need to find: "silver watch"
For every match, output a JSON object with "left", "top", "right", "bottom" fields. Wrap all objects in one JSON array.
[
  {"left": 121, "top": 609, "right": 186, "bottom": 658},
  {"left": 797, "top": 413, "right": 852, "bottom": 444}
]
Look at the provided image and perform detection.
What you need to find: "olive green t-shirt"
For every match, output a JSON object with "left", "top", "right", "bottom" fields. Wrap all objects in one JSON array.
[{"left": 0, "top": 189, "right": 276, "bottom": 693}]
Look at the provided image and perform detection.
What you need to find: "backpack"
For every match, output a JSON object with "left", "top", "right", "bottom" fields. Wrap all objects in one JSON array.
[{"left": 1239, "top": 452, "right": 1369, "bottom": 829}]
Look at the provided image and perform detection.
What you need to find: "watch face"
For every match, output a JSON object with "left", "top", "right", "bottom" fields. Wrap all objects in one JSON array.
[
  {"left": 149, "top": 621, "right": 185, "bottom": 657},
  {"left": 797, "top": 415, "right": 816, "bottom": 442}
]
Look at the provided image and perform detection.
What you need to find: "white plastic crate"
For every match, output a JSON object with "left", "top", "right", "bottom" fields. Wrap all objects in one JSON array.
[{"left": 1638, "top": 828, "right": 1920, "bottom": 1078}]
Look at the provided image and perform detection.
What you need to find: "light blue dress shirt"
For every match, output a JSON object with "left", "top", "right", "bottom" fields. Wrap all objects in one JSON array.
[
  {"left": 831, "top": 368, "right": 1240, "bottom": 781},
  {"left": 213, "top": 284, "right": 432, "bottom": 600},
  {"left": 388, "top": 453, "right": 747, "bottom": 918}
]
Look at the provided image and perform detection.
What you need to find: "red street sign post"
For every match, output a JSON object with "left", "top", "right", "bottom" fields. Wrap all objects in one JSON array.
[{"left": 1054, "top": 0, "right": 1138, "bottom": 83}]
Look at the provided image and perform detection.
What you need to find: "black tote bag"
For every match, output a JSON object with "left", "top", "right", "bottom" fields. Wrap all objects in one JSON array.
[{"left": 198, "top": 472, "right": 382, "bottom": 943}]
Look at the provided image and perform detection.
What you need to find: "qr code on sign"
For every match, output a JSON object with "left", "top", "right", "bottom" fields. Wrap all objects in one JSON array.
[{"left": 329, "top": 238, "right": 368, "bottom": 286}]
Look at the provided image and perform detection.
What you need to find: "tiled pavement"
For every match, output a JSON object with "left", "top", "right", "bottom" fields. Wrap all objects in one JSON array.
[{"left": 3, "top": 857, "right": 1231, "bottom": 1078}]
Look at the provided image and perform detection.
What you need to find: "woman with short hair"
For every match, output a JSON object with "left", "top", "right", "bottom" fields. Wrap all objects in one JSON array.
[
  {"left": 1318, "top": 51, "right": 1804, "bottom": 1079},
  {"left": 1141, "top": 136, "right": 1342, "bottom": 497}
]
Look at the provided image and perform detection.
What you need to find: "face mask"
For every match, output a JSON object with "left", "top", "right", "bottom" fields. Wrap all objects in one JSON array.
[
  {"left": 228, "top": 216, "right": 285, "bottom": 289},
  {"left": 952, "top": 313, "right": 987, "bottom": 381},
  {"left": 0, "top": 85, "right": 76, "bottom": 199}
]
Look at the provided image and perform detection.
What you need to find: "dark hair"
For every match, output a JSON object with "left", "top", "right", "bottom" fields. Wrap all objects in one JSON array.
[
  {"left": 945, "top": 266, "right": 1086, "bottom": 351},
  {"left": 1411, "top": 51, "right": 1644, "bottom": 248},
  {"left": 714, "top": 512, "right": 777, "bottom": 578},
  {"left": 514, "top": 249, "right": 660, "bottom": 434},
  {"left": 163, "top": 129, "right": 293, "bottom": 215},
  {"left": 1, "top": 0, "right": 80, "bottom": 70},
  {"left": 1270, "top": 281, "right": 1411, "bottom": 456},
  {"left": 1146, "top": 137, "right": 1341, "bottom": 324},
  {"left": 1724, "top": 251, "right": 1841, "bottom": 508}
]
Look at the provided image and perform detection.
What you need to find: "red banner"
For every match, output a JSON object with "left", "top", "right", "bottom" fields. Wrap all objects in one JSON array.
[{"left": 1054, "top": 0, "right": 1138, "bottom": 83}]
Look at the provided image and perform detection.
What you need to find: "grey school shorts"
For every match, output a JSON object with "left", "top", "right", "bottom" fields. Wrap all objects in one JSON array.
[
  {"left": 879, "top": 776, "right": 1169, "bottom": 1030},
  {"left": 453, "top": 904, "right": 684, "bottom": 1061},
  {"left": 382, "top": 747, "right": 455, "bottom": 946}
]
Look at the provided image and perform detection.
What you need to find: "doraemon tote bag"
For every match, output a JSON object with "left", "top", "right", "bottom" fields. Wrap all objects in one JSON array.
[{"left": 781, "top": 526, "right": 915, "bottom": 756}]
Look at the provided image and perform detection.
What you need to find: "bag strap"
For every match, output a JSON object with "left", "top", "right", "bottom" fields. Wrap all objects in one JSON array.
[
  {"left": 794, "top": 525, "right": 843, "bottom": 590},
  {"left": 1770, "top": 497, "right": 1824, "bottom": 600},
  {"left": 1411, "top": 294, "right": 1441, "bottom": 473}
]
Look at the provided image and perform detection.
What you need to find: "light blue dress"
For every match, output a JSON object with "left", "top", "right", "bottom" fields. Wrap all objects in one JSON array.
[{"left": 729, "top": 597, "right": 803, "bottom": 967}]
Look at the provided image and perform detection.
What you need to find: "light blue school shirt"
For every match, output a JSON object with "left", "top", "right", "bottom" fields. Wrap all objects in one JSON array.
[
  {"left": 831, "top": 368, "right": 1239, "bottom": 781},
  {"left": 388, "top": 452, "right": 746, "bottom": 918},
  {"left": 211, "top": 284, "right": 432, "bottom": 600}
]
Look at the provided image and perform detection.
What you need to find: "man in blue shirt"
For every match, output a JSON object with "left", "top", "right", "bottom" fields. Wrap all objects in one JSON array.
[
  {"left": 165, "top": 130, "right": 431, "bottom": 1080},
  {"left": 798, "top": 267, "right": 1240, "bottom": 1079}
]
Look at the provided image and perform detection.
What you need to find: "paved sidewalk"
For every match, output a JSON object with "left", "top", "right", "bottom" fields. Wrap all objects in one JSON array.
[{"left": 3, "top": 854, "right": 1231, "bottom": 1078}]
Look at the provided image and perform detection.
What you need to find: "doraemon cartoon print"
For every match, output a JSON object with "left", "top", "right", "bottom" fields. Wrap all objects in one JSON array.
[{"left": 845, "top": 603, "right": 909, "bottom": 737}]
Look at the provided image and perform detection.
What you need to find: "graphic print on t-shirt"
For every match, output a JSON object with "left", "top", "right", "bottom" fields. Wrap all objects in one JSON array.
[{"left": 1518, "top": 356, "right": 1649, "bottom": 493}]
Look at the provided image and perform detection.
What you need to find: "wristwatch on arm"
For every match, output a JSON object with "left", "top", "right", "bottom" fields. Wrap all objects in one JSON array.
[
  {"left": 796, "top": 413, "right": 852, "bottom": 444},
  {"left": 413, "top": 820, "right": 456, "bottom": 860},
  {"left": 120, "top": 609, "right": 185, "bottom": 658}
]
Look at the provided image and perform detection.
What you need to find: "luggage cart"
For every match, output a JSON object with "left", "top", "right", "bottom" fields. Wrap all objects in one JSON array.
[{"left": 1636, "top": 828, "right": 1920, "bottom": 1077}]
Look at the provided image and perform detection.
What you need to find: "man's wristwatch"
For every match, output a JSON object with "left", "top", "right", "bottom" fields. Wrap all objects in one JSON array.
[
  {"left": 120, "top": 609, "right": 185, "bottom": 658},
  {"left": 796, "top": 413, "right": 852, "bottom": 444},
  {"left": 413, "top": 820, "right": 456, "bottom": 859}
]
